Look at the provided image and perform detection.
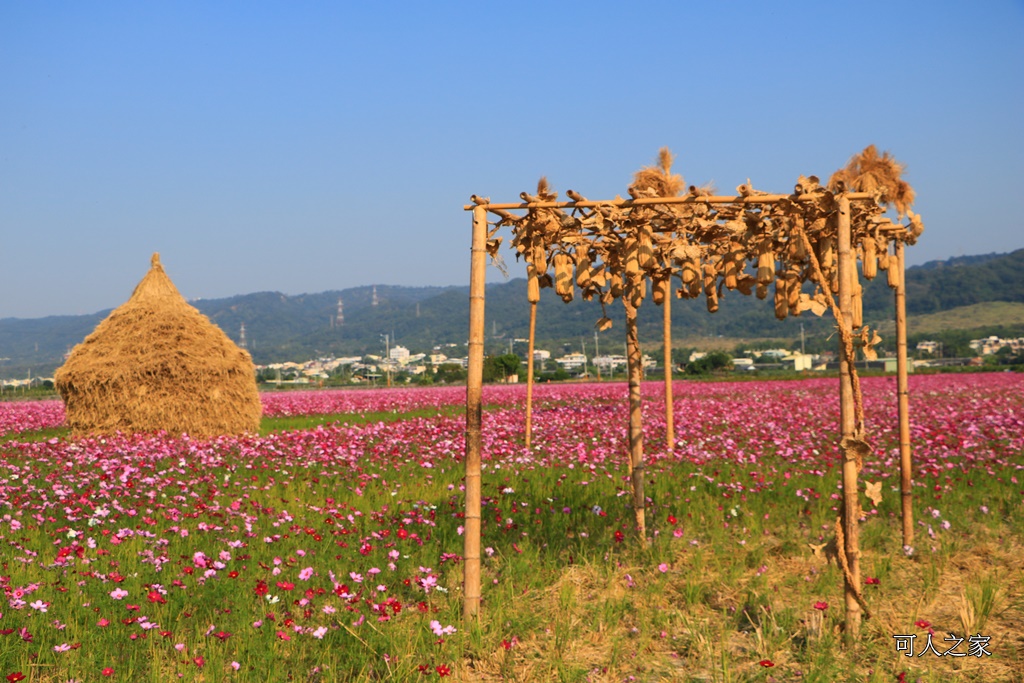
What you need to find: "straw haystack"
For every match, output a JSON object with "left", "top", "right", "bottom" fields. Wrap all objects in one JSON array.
[{"left": 55, "top": 253, "right": 262, "bottom": 437}]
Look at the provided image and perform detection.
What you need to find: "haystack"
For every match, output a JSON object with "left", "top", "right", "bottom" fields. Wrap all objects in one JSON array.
[{"left": 55, "top": 253, "right": 262, "bottom": 437}]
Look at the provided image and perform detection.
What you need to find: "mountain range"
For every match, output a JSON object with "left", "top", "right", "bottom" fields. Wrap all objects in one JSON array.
[{"left": 2, "top": 248, "right": 1023, "bottom": 379}]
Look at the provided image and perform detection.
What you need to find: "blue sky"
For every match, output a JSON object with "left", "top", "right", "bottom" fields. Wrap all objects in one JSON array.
[{"left": 2, "top": 1, "right": 1022, "bottom": 318}]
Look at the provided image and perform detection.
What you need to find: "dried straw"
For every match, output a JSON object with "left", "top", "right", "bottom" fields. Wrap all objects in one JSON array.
[{"left": 55, "top": 253, "right": 262, "bottom": 437}]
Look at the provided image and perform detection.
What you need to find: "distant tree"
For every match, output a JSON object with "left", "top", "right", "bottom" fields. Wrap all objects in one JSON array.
[
  {"left": 684, "top": 351, "right": 733, "bottom": 376},
  {"left": 434, "top": 363, "right": 467, "bottom": 384}
]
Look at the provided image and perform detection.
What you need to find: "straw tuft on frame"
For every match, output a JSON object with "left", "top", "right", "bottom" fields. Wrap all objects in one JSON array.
[{"left": 829, "top": 145, "right": 916, "bottom": 218}]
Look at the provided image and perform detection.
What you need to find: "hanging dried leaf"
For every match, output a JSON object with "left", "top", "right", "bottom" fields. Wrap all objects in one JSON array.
[
  {"left": 595, "top": 317, "right": 613, "bottom": 332},
  {"left": 864, "top": 480, "right": 883, "bottom": 507},
  {"left": 798, "top": 291, "right": 829, "bottom": 316},
  {"left": 858, "top": 327, "right": 882, "bottom": 361}
]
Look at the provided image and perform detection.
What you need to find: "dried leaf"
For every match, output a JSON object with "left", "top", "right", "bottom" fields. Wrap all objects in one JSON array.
[{"left": 864, "top": 480, "right": 882, "bottom": 507}]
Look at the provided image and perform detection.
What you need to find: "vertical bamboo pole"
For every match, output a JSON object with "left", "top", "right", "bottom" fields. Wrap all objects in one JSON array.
[
  {"left": 624, "top": 296, "right": 647, "bottom": 544},
  {"left": 894, "top": 239, "right": 914, "bottom": 548},
  {"left": 463, "top": 205, "right": 487, "bottom": 619},
  {"left": 660, "top": 280, "right": 675, "bottom": 455},
  {"left": 525, "top": 300, "right": 537, "bottom": 450},
  {"left": 837, "top": 195, "right": 862, "bottom": 639}
]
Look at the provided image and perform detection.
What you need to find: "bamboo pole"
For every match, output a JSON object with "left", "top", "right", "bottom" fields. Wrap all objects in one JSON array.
[
  {"left": 525, "top": 299, "right": 537, "bottom": 450},
  {"left": 894, "top": 240, "right": 914, "bottom": 548},
  {"left": 659, "top": 279, "right": 674, "bottom": 455},
  {"left": 624, "top": 294, "right": 647, "bottom": 544},
  {"left": 464, "top": 192, "right": 876, "bottom": 212},
  {"left": 463, "top": 205, "right": 487, "bottom": 619},
  {"left": 837, "top": 195, "right": 862, "bottom": 640}
]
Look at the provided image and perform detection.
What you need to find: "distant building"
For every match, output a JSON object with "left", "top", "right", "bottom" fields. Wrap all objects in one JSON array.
[
  {"left": 389, "top": 345, "right": 410, "bottom": 363},
  {"left": 555, "top": 352, "right": 587, "bottom": 370}
]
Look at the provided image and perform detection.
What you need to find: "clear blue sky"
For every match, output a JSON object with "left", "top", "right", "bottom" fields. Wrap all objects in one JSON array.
[{"left": 2, "top": 1, "right": 1022, "bottom": 318}]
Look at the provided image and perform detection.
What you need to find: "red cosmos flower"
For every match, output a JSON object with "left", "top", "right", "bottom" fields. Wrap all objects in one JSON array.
[
  {"left": 213, "top": 631, "right": 231, "bottom": 641},
  {"left": 7, "top": 673, "right": 27, "bottom": 683},
  {"left": 397, "top": 528, "right": 409, "bottom": 540},
  {"left": 914, "top": 619, "right": 930, "bottom": 629},
  {"left": 101, "top": 668, "right": 114, "bottom": 677},
  {"left": 228, "top": 571, "right": 239, "bottom": 579},
  {"left": 613, "top": 530, "right": 625, "bottom": 543},
  {"left": 865, "top": 577, "right": 880, "bottom": 585},
  {"left": 276, "top": 581, "right": 295, "bottom": 591},
  {"left": 193, "top": 656, "right": 205, "bottom": 668},
  {"left": 254, "top": 580, "right": 269, "bottom": 596},
  {"left": 667, "top": 515, "right": 678, "bottom": 525},
  {"left": 147, "top": 591, "right": 166, "bottom": 604},
  {"left": 813, "top": 601, "right": 828, "bottom": 611},
  {"left": 759, "top": 659, "right": 775, "bottom": 667},
  {"left": 435, "top": 664, "right": 452, "bottom": 677}
]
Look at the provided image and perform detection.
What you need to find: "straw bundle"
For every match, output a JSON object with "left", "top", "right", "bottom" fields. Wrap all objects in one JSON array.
[
  {"left": 553, "top": 252, "right": 575, "bottom": 302},
  {"left": 861, "top": 236, "right": 878, "bottom": 280},
  {"left": 631, "top": 148, "right": 684, "bottom": 199},
  {"left": 55, "top": 254, "right": 262, "bottom": 438},
  {"left": 756, "top": 241, "right": 774, "bottom": 285},
  {"left": 828, "top": 145, "right": 915, "bottom": 217}
]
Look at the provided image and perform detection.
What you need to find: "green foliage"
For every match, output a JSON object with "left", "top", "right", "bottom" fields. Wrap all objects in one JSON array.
[
  {"left": 433, "top": 363, "right": 466, "bottom": 384},
  {"left": 684, "top": 350, "right": 734, "bottom": 375},
  {"left": 483, "top": 353, "right": 522, "bottom": 383}
]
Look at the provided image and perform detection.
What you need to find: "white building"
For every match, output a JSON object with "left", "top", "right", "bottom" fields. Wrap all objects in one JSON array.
[
  {"left": 556, "top": 352, "right": 588, "bottom": 370},
  {"left": 593, "top": 354, "right": 627, "bottom": 371},
  {"left": 389, "top": 345, "right": 410, "bottom": 363}
]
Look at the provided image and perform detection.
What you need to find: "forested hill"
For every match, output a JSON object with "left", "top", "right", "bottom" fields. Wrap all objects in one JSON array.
[{"left": 2, "top": 248, "right": 1022, "bottom": 378}]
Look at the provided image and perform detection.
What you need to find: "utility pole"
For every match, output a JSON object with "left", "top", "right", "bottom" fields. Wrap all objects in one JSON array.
[
  {"left": 594, "top": 330, "right": 601, "bottom": 381},
  {"left": 800, "top": 323, "right": 805, "bottom": 356}
]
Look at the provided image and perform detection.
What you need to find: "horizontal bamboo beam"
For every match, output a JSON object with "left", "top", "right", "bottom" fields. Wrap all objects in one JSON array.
[{"left": 465, "top": 192, "right": 876, "bottom": 212}]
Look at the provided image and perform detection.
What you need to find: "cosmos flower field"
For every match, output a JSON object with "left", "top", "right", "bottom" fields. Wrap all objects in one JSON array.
[{"left": 1, "top": 374, "right": 1022, "bottom": 682}]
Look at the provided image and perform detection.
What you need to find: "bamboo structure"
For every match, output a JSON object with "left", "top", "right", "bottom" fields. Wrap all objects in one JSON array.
[
  {"left": 463, "top": 205, "right": 487, "bottom": 619},
  {"left": 461, "top": 146, "right": 924, "bottom": 639},
  {"left": 525, "top": 299, "right": 537, "bottom": 450},
  {"left": 659, "top": 278, "right": 675, "bottom": 454},
  {"left": 624, "top": 293, "right": 647, "bottom": 542},
  {"left": 894, "top": 239, "right": 914, "bottom": 547},
  {"left": 836, "top": 196, "right": 863, "bottom": 640}
]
